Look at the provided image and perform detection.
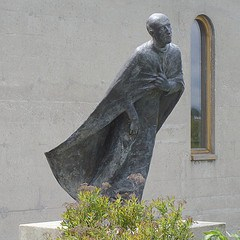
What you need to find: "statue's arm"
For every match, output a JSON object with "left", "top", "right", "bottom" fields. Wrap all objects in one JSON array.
[
  {"left": 155, "top": 48, "right": 184, "bottom": 94},
  {"left": 119, "top": 49, "right": 144, "bottom": 135},
  {"left": 168, "top": 48, "right": 184, "bottom": 94},
  {"left": 154, "top": 73, "right": 184, "bottom": 94},
  {"left": 166, "top": 74, "right": 184, "bottom": 94}
]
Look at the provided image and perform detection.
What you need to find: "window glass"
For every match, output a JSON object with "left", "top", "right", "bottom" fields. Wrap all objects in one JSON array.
[{"left": 191, "top": 20, "right": 203, "bottom": 148}]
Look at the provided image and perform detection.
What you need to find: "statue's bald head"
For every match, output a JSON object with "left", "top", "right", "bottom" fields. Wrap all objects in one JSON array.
[
  {"left": 146, "top": 13, "right": 172, "bottom": 47},
  {"left": 146, "top": 13, "right": 170, "bottom": 35}
]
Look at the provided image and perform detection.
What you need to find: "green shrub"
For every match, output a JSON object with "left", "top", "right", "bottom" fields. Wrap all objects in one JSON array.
[
  {"left": 204, "top": 229, "right": 240, "bottom": 240},
  {"left": 204, "top": 229, "right": 228, "bottom": 240},
  {"left": 56, "top": 185, "right": 193, "bottom": 240}
]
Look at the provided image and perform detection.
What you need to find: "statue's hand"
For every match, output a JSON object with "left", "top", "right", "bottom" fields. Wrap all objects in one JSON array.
[
  {"left": 155, "top": 74, "right": 178, "bottom": 93},
  {"left": 155, "top": 74, "right": 171, "bottom": 92},
  {"left": 129, "top": 119, "right": 139, "bottom": 135}
]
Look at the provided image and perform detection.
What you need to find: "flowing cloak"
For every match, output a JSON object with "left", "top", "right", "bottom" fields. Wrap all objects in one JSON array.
[{"left": 45, "top": 41, "right": 184, "bottom": 200}]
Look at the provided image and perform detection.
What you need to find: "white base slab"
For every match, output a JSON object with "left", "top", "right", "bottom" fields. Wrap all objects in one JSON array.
[
  {"left": 190, "top": 221, "right": 226, "bottom": 239},
  {"left": 19, "top": 220, "right": 226, "bottom": 240},
  {"left": 19, "top": 221, "right": 62, "bottom": 240}
]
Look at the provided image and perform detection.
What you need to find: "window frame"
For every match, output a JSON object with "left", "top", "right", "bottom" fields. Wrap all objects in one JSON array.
[{"left": 191, "top": 15, "right": 215, "bottom": 160}]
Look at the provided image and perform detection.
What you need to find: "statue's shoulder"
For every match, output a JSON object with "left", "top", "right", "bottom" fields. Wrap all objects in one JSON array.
[
  {"left": 168, "top": 43, "right": 182, "bottom": 55},
  {"left": 134, "top": 41, "right": 155, "bottom": 59},
  {"left": 136, "top": 41, "right": 152, "bottom": 51}
]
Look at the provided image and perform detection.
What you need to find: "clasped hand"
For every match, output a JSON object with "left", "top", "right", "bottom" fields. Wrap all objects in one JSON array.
[{"left": 154, "top": 73, "right": 175, "bottom": 92}]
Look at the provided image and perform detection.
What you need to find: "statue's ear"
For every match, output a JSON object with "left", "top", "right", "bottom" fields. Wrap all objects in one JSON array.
[
  {"left": 149, "top": 29, "right": 154, "bottom": 35},
  {"left": 147, "top": 27, "right": 155, "bottom": 38}
]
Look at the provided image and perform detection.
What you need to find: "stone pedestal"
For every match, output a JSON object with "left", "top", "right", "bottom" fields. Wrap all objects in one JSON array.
[
  {"left": 19, "top": 221, "right": 62, "bottom": 240},
  {"left": 190, "top": 221, "right": 226, "bottom": 239},
  {"left": 19, "top": 220, "right": 226, "bottom": 240}
]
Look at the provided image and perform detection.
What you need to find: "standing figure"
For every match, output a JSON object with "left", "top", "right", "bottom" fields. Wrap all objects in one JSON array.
[{"left": 45, "top": 13, "right": 184, "bottom": 200}]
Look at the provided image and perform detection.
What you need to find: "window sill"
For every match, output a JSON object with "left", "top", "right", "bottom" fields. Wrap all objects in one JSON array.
[{"left": 191, "top": 153, "right": 217, "bottom": 161}]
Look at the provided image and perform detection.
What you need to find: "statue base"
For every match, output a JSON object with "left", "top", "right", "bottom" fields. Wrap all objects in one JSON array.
[{"left": 19, "top": 220, "right": 226, "bottom": 240}]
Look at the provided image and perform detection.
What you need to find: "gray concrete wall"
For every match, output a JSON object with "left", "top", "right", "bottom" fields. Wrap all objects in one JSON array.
[{"left": 0, "top": 0, "right": 239, "bottom": 239}]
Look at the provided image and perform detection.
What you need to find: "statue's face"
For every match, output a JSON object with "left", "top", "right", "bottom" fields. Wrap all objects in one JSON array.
[{"left": 152, "top": 19, "right": 172, "bottom": 47}]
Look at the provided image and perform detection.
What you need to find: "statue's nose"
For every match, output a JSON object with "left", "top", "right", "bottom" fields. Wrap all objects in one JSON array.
[{"left": 166, "top": 26, "right": 172, "bottom": 34}]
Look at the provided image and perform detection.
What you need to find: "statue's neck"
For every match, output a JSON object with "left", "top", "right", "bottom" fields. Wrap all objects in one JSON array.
[{"left": 151, "top": 39, "right": 169, "bottom": 53}]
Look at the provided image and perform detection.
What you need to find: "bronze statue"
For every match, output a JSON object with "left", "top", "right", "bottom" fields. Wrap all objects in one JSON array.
[{"left": 45, "top": 13, "right": 184, "bottom": 200}]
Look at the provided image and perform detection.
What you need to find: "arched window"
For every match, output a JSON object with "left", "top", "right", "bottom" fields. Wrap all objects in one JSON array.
[{"left": 191, "top": 15, "right": 215, "bottom": 160}]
